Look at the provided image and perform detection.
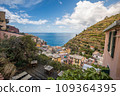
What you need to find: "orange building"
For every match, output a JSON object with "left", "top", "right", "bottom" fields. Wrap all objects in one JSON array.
[{"left": 103, "top": 20, "right": 120, "bottom": 79}]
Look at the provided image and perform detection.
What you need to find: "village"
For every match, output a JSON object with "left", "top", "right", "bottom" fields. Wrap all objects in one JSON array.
[
  {"left": 0, "top": 11, "right": 120, "bottom": 80},
  {"left": 36, "top": 42, "right": 103, "bottom": 69},
  {"left": 0, "top": 11, "right": 104, "bottom": 80}
]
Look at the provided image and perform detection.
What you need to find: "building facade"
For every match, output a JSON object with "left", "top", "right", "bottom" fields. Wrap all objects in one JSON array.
[
  {"left": 0, "top": 11, "right": 22, "bottom": 40},
  {"left": 0, "top": 11, "right": 9, "bottom": 30},
  {"left": 7, "top": 25, "right": 19, "bottom": 33},
  {"left": 103, "top": 20, "right": 120, "bottom": 80},
  {"left": 68, "top": 55, "right": 86, "bottom": 66}
]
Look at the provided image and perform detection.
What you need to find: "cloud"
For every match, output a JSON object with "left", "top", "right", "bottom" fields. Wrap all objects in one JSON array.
[
  {"left": 58, "top": 0, "right": 62, "bottom": 5},
  {"left": 20, "top": 13, "right": 31, "bottom": 18},
  {"left": 0, "top": 7, "right": 48, "bottom": 25},
  {"left": 55, "top": 1, "right": 120, "bottom": 31},
  {"left": 58, "top": 26, "right": 65, "bottom": 28},
  {"left": 0, "top": 0, "right": 43, "bottom": 8}
]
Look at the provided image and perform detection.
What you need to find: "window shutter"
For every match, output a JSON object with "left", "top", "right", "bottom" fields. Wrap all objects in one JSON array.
[
  {"left": 111, "top": 31, "right": 117, "bottom": 58},
  {"left": 108, "top": 32, "right": 112, "bottom": 52}
]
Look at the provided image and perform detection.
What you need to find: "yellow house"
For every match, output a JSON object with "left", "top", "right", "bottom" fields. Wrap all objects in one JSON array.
[
  {"left": 52, "top": 57, "right": 61, "bottom": 63},
  {"left": 59, "top": 48, "right": 71, "bottom": 54},
  {"left": 52, "top": 54, "right": 61, "bottom": 63},
  {"left": 66, "top": 48, "right": 71, "bottom": 54},
  {"left": 69, "top": 55, "right": 86, "bottom": 66},
  {"left": 53, "top": 57, "right": 61, "bottom": 62},
  {"left": 36, "top": 43, "right": 42, "bottom": 47}
]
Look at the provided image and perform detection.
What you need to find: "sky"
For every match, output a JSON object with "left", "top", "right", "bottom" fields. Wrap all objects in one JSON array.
[{"left": 0, "top": 0, "right": 120, "bottom": 33}]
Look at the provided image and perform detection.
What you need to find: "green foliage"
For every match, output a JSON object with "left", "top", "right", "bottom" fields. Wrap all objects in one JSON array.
[
  {"left": 57, "top": 68, "right": 112, "bottom": 80},
  {"left": 0, "top": 35, "right": 38, "bottom": 67},
  {"left": 37, "top": 54, "right": 81, "bottom": 71},
  {"left": 57, "top": 69, "right": 84, "bottom": 80},
  {"left": 91, "top": 64, "right": 109, "bottom": 70},
  {"left": 37, "top": 54, "right": 51, "bottom": 65},
  {"left": 48, "top": 77, "right": 55, "bottom": 80}
]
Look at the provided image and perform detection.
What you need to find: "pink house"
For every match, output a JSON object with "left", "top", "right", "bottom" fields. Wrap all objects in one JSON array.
[
  {"left": 7, "top": 25, "right": 19, "bottom": 33},
  {"left": 103, "top": 20, "right": 120, "bottom": 80}
]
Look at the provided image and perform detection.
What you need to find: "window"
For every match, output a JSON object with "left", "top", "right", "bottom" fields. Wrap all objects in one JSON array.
[
  {"left": 75, "top": 59, "right": 79, "bottom": 63},
  {"left": 108, "top": 32, "right": 112, "bottom": 52},
  {"left": 108, "top": 31, "right": 117, "bottom": 58}
]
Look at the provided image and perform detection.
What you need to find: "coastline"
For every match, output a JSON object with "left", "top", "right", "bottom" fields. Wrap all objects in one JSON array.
[{"left": 28, "top": 33, "right": 76, "bottom": 46}]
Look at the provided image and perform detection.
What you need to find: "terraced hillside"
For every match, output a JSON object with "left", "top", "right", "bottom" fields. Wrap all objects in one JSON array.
[{"left": 64, "top": 14, "right": 120, "bottom": 58}]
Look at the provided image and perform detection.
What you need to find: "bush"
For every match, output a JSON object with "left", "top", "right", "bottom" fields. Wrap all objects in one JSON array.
[
  {"left": 57, "top": 68, "right": 112, "bottom": 80},
  {"left": 1, "top": 36, "right": 38, "bottom": 67}
]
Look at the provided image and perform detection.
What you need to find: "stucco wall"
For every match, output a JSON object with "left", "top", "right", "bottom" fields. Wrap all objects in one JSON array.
[{"left": 103, "top": 27, "right": 120, "bottom": 79}]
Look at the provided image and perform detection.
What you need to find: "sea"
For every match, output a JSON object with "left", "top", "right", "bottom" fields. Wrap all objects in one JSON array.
[{"left": 28, "top": 33, "right": 76, "bottom": 46}]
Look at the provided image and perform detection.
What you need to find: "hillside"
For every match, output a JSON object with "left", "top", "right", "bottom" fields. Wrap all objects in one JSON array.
[{"left": 64, "top": 14, "right": 120, "bottom": 58}]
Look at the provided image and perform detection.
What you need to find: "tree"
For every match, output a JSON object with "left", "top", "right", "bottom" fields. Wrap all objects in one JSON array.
[
  {"left": 37, "top": 54, "right": 51, "bottom": 65},
  {"left": 0, "top": 35, "right": 38, "bottom": 67}
]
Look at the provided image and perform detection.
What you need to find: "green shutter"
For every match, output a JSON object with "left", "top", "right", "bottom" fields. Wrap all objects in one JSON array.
[
  {"left": 111, "top": 31, "right": 117, "bottom": 58},
  {"left": 108, "top": 32, "right": 112, "bottom": 52}
]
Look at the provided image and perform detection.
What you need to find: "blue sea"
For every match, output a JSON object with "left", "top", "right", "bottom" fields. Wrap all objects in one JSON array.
[{"left": 29, "top": 33, "right": 76, "bottom": 46}]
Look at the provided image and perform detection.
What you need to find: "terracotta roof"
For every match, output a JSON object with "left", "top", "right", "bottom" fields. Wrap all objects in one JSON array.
[{"left": 90, "top": 46, "right": 94, "bottom": 48}]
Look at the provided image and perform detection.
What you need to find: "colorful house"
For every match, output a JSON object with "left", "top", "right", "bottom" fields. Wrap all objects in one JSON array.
[
  {"left": 68, "top": 55, "right": 86, "bottom": 66},
  {"left": 36, "top": 43, "right": 42, "bottom": 47},
  {"left": 90, "top": 46, "right": 95, "bottom": 51},
  {"left": 59, "top": 53, "right": 68, "bottom": 64},
  {"left": 52, "top": 54, "right": 61, "bottom": 63},
  {"left": 66, "top": 48, "right": 71, "bottom": 54},
  {"left": 103, "top": 20, "right": 120, "bottom": 79},
  {"left": 92, "top": 51, "right": 102, "bottom": 58}
]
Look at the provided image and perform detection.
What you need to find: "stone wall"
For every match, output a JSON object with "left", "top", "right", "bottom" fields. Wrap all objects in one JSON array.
[{"left": 0, "top": 31, "right": 23, "bottom": 40}]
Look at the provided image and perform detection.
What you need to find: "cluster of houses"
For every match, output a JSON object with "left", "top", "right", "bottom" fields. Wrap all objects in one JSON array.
[
  {"left": 38, "top": 44, "right": 103, "bottom": 67},
  {"left": 25, "top": 33, "right": 47, "bottom": 47}
]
